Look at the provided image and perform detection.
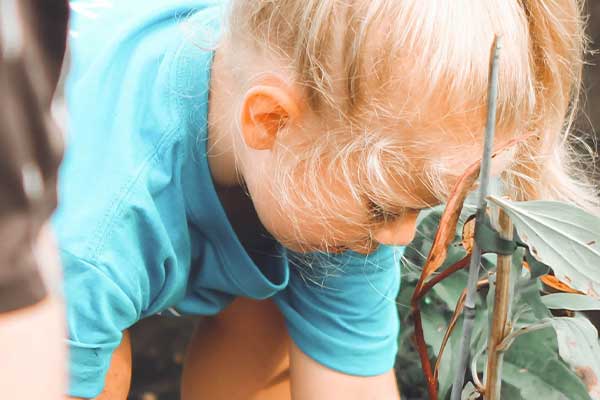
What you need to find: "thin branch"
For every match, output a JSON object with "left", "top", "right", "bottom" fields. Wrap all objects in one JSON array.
[
  {"left": 417, "top": 255, "right": 471, "bottom": 302},
  {"left": 450, "top": 35, "right": 503, "bottom": 400},
  {"left": 496, "top": 319, "right": 553, "bottom": 352},
  {"left": 413, "top": 306, "right": 438, "bottom": 398},
  {"left": 435, "top": 278, "right": 490, "bottom": 382},
  {"left": 411, "top": 255, "right": 473, "bottom": 399},
  {"left": 471, "top": 346, "right": 486, "bottom": 393},
  {"left": 412, "top": 255, "right": 476, "bottom": 399},
  {"left": 484, "top": 208, "right": 513, "bottom": 400}
]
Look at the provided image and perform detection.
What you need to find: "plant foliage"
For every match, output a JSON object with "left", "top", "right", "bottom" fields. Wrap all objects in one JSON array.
[
  {"left": 487, "top": 197, "right": 600, "bottom": 299},
  {"left": 397, "top": 201, "right": 600, "bottom": 400}
]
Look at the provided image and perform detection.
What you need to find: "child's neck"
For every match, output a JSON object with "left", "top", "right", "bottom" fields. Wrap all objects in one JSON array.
[
  {"left": 206, "top": 45, "right": 274, "bottom": 249},
  {"left": 206, "top": 43, "right": 242, "bottom": 187}
]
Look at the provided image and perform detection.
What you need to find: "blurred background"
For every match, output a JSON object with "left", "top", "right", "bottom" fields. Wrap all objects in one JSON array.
[
  {"left": 124, "top": 4, "right": 600, "bottom": 399},
  {"left": 585, "top": 3, "right": 600, "bottom": 133}
]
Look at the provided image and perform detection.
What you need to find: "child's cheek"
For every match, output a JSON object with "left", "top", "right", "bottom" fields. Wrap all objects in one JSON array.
[{"left": 373, "top": 211, "right": 420, "bottom": 246}]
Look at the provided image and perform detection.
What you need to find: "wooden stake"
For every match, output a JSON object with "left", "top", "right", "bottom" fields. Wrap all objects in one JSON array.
[{"left": 484, "top": 208, "right": 513, "bottom": 399}]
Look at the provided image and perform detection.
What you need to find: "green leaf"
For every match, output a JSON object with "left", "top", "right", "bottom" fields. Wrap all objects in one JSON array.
[
  {"left": 469, "top": 307, "right": 490, "bottom": 387},
  {"left": 551, "top": 317, "right": 600, "bottom": 399},
  {"left": 526, "top": 250, "right": 551, "bottom": 278},
  {"left": 503, "top": 325, "right": 592, "bottom": 400},
  {"left": 500, "top": 382, "right": 525, "bottom": 399},
  {"left": 514, "top": 274, "right": 551, "bottom": 322},
  {"left": 422, "top": 304, "right": 447, "bottom": 356},
  {"left": 542, "top": 294, "right": 600, "bottom": 311},
  {"left": 508, "top": 248, "right": 526, "bottom": 319},
  {"left": 397, "top": 202, "right": 479, "bottom": 399},
  {"left": 487, "top": 197, "right": 600, "bottom": 299},
  {"left": 407, "top": 205, "right": 468, "bottom": 273},
  {"left": 502, "top": 362, "right": 586, "bottom": 400},
  {"left": 432, "top": 270, "right": 469, "bottom": 310}
]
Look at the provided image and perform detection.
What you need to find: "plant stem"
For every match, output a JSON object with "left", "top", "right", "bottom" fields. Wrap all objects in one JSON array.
[
  {"left": 450, "top": 35, "right": 502, "bottom": 400},
  {"left": 435, "top": 279, "right": 489, "bottom": 382},
  {"left": 413, "top": 307, "right": 438, "bottom": 398},
  {"left": 417, "top": 255, "right": 471, "bottom": 302},
  {"left": 496, "top": 319, "right": 553, "bottom": 352},
  {"left": 484, "top": 208, "right": 513, "bottom": 399}
]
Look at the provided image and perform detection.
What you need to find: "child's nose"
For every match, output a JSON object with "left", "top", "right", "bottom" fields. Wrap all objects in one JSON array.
[{"left": 372, "top": 210, "right": 420, "bottom": 246}]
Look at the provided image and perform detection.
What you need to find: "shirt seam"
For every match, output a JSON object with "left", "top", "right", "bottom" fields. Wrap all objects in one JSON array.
[
  {"left": 60, "top": 247, "right": 142, "bottom": 321},
  {"left": 86, "top": 46, "right": 184, "bottom": 263}
]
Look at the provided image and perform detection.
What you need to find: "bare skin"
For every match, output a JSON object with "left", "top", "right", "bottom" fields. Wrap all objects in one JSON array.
[
  {"left": 0, "top": 226, "right": 66, "bottom": 400},
  {"left": 69, "top": 298, "right": 400, "bottom": 400},
  {"left": 62, "top": 24, "right": 524, "bottom": 399},
  {"left": 289, "top": 343, "right": 400, "bottom": 400},
  {"left": 68, "top": 299, "right": 291, "bottom": 400},
  {"left": 206, "top": 44, "right": 421, "bottom": 254},
  {"left": 65, "top": 38, "right": 410, "bottom": 400},
  {"left": 181, "top": 298, "right": 291, "bottom": 400},
  {"left": 1, "top": 297, "right": 66, "bottom": 400},
  {"left": 190, "top": 40, "right": 406, "bottom": 400}
]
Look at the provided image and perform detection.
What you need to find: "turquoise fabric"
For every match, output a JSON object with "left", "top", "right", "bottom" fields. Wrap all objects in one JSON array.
[{"left": 54, "top": 1, "right": 403, "bottom": 398}]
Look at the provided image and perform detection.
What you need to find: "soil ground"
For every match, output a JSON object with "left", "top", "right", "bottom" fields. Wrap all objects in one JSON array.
[{"left": 128, "top": 8, "right": 600, "bottom": 400}]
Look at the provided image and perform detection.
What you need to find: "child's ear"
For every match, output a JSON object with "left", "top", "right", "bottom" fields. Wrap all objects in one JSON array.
[{"left": 240, "top": 77, "right": 301, "bottom": 150}]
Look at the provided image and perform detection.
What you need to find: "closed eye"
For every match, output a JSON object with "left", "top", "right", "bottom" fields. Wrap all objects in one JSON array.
[
  {"left": 367, "top": 199, "right": 397, "bottom": 223},
  {"left": 366, "top": 199, "right": 422, "bottom": 224}
]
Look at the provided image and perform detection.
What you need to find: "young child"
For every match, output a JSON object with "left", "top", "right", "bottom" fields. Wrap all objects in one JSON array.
[{"left": 56, "top": 0, "right": 596, "bottom": 398}]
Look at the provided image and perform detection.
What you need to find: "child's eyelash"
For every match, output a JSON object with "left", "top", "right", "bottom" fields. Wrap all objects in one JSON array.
[
  {"left": 366, "top": 200, "right": 387, "bottom": 221},
  {"left": 366, "top": 199, "right": 402, "bottom": 222}
]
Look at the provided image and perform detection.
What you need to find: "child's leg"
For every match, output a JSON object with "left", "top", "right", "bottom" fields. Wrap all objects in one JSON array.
[{"left": 181, "top": 298, "right": 291, "bottom": 400}]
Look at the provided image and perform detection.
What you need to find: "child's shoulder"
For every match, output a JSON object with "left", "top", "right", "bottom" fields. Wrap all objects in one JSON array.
[
  {"left": 68, "top": 0, "right": 224, "bottom": 111},
  {"left": 65, "top": 0, "right": 225, "bottom": 184},
  {"left": 57, "top": 1, "right": 225, "bottom": 258},
  {"left": 68, "top": 0, "right": 223, "bottom": 42}
]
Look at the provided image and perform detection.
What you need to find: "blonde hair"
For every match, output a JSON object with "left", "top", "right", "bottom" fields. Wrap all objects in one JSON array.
[{"left": 225, "top": 0, "right": 598, "bottom": 245}]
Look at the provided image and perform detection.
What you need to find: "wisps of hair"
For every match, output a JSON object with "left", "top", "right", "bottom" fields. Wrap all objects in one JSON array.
[{"left": 227, "top": 0, "right": 599, "bottom": 236}]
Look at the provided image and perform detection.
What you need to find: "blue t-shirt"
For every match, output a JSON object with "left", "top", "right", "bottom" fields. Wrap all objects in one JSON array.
[{"left": 54, "top": 1, "right": 403, "bottom": 398}]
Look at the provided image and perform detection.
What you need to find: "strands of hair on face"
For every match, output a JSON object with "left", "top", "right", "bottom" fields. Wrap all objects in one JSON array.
[{"left": 225, "top": 0, "right": 599, "bottom": 247}]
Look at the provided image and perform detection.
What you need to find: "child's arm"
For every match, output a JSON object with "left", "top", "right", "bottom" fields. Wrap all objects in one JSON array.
[
  {"left": 66, "top": 330, "right": 131, "bottom": 400},
  {"left": 274, "top": 245, "right": 403, "bottom": 398},
  {"left": 182, "top": 295, "right": 401, "bottom": 400},
  {"left": 290, "top": 342, "right": 400, "bottom": 400}
]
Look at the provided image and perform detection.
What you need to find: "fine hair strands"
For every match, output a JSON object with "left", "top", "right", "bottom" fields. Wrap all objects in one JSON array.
[{"left": 222, "top": 0, "right": 599, "bottom": 249}]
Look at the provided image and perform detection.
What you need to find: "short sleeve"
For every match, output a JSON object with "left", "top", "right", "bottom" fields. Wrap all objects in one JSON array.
[
  {"left": 56, "top": 2, "right": 224, "bottom": 397},
  {"left": 60, "top": 251, "right": 140, "bottom": 398},
  {"left": 273, "top": 245, "right": 403, "bottom": 376}
]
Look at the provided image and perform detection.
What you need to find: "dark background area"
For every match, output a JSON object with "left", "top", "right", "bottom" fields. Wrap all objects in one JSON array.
[
  {"left": 585, "top": 3, "right": 600, "bottom": 134},
  {"left": 127, "top": 5, "right": 600, "bottom": 400},
  {"left": 129, "top": 316, "right": 194, "bottom": 400}
]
